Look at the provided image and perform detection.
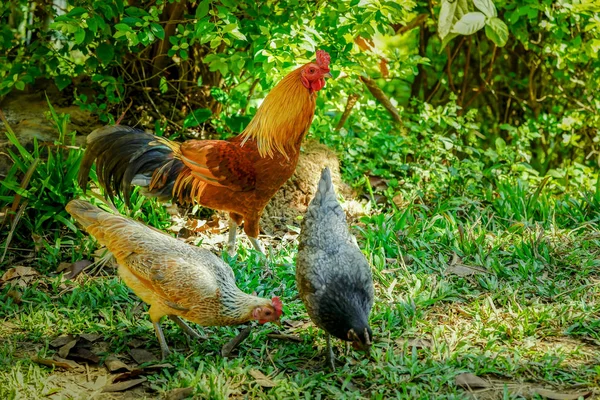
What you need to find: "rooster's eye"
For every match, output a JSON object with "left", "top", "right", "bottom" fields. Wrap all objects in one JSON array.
[
  {"left": 265, "top": 310, "right": 272, "bottom": 316},
  {"left": 309, "top": 68, "right": 315, "bottom": 73}
]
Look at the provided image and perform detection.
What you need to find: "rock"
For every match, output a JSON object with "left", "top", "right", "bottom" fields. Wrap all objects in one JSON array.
[
  {"left": 260, "top": 140, "right": 365, "bottom": 236},
  {"left": 0, "top": 91, "right": 102, "bottom": 177}
]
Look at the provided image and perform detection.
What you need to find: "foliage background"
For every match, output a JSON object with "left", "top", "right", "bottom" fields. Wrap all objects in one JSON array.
[{"left": 0, "top": 0, "right": 599, "bottom": 398}]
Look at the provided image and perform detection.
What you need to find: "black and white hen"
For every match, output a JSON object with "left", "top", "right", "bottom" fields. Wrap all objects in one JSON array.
[{"left": 296, "top": 167, "right": 374, "bottom": 369}]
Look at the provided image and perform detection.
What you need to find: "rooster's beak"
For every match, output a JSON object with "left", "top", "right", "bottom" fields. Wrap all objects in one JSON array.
[{"left": 324, "top": 72, "right": 333, "bottom": 79}]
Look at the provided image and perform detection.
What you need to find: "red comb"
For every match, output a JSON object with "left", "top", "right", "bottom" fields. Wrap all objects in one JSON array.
[
  {"left": 316, "top": 50, "right": 331, "bottom": 72},
  {"left": 271, "top": 296, "right": 283, "bottom": 317}
]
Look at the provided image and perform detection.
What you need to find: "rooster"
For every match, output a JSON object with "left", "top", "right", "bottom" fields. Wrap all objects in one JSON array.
[
  {"left": 78, "top": 50, "right": 332, "bottom": 255},
  {"left": 296, "top": 167, "right": 374, "bottom": 369},
  {"left": 66, "top": 199, "right": 282, "bottom": 359}
]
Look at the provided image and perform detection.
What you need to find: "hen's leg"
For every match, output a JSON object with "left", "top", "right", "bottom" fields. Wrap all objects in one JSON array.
[
  {"left": 227, "top": 219, "right": 238, "bottom": 256},
  {"left": 150, "top": 309, "right": 170, "bottom": 359},
  {"left": 152, "top": 321, "right": 171, "bottom": 359},
  {"left": 326, "top": 333, "right": 336, "bottom": 370},
  {"left": 168, "top": 315, "right": 206, "bottom": 340}
]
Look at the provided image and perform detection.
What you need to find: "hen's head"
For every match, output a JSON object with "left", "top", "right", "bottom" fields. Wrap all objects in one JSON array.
[
  {"left": 252, "top": 296, "right": 283, "bottom": 324},
  {"left": 301, "top": 50, "right": 332, "bottom": 92},
  {"left": 348, "top": 326, "right": 373, "bottom": 353}
]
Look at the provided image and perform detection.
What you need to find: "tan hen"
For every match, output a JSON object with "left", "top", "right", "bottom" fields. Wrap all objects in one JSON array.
[{"left": 66, "top": 200, "right": 282, "bottom": 358}]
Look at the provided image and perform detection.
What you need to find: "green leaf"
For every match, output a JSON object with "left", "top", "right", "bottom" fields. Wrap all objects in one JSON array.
[
  {"left": 87, "top": 16, "right": 99, "bottom": 32},
  {"left": 438, "top": 0, "right": 458, "bottom": 39},
  {"left": 115, "top": 23, "right": 131, "bottom": 32},
  {"left": 210, "top": 38, "right": 221, "bottom": 48},
  {"left": 150, "top": 23, "right": 165, "bottom": 40},
  {"left": 180, "top": 49, "right": 189, "bottom": 60},
  {"left": 55, "top": 75, "right": 72, "bottom": 91},
  {"left": 66, "top": 7, "right": 87, "bottom": 18},
  {"left": 473, "top": 0, "right": 497, "bottom": 18},
  {"left": 495, "top": 137, "right": 506, "bottom": 152},
  {"left": 485, "top": 17, "right": 509, "bottom": 47},
  {"left": 451, "top": 12, "right": 486, "bottom": 36},
  {"left": 159, "top": 76, "right": 168, "bottom": 94},
  {"left": 440, "top": 32, "right": 459, "bottom": 51},
  {"left": 183, "top": 108, "right": 212, "bottom": 128},
  {"left": 96, "top": 43, "right": 114, "bottom": 63},
  {"left": 15, "top": 81, "right": 25, "bottom": 91},
  {"left": 196, "top": 0, "right": 210, "bottom": 19},
  {"left": 85, "top": 57, "right": 98, "bottom": 70},
  {"left": 74, "top": 28, "right": 86, "bottom": 45},
  {"left": 225, "top": 115, "right": 252, "bottom": 132}
]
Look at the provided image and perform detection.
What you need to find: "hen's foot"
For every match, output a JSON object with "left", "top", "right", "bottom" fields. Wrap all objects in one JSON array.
[
  {"left": 326, "top": 334, "right": 336, "bottom": 370},
  {"left": 153, "top": 321, "right": 172, "bottom": 360},
  {"left": 169, "top": 315, "right": 207, "bottom": 340}
]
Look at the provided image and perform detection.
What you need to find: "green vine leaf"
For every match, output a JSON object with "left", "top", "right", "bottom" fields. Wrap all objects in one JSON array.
[
  {"left": 485, "top": 17, "right": 509, "bottom": 47},
  {"left": 473, "top": 0, "right": 497, "bottom": 18},
  {"left": 452, "top": 12, "right": 486, "bottom": 36}
]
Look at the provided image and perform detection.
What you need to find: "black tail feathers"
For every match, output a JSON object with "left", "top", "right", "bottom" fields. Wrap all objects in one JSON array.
[{"left": 78, "top": 126, "right": 184, "bottom": 205}]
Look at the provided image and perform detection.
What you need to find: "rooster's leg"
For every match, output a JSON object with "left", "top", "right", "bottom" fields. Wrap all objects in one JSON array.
[
  {"left": 168, "top": 315, "right": 206, "bottom": 340},
  {"left": 249, "top": 237, "right": 266, "bottom": 254},
  {"left": 227, "top": 219, "right": 238, "bottom": 256},
  {"left": 326, "top": 333, "right": 336, "bottom": 370},
  {"left": 244, "top": 217, "right": 266, "bottom": 255},
  {"left": 152, "top": 321, "right": 171, "bottom": 359}
]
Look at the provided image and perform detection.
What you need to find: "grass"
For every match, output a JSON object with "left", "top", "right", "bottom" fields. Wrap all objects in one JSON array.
[
  {"left": 0, "top": 178, "right": 599, "bottom": 399},
  {"left": 0, "top": 104, "right": 598, "bottom": 398}
]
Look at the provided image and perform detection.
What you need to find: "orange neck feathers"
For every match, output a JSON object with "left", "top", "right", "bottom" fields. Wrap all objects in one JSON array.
[{"left": 240, "top": 67, "right": 317, "bottom": 159}]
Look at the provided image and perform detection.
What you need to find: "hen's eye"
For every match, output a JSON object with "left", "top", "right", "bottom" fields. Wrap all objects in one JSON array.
[
  {"left": 265, "top": 310, "right": 272, "bottom": 316},
  {"left": 309, "top": 68, "right": 315, "bottom": 73}
]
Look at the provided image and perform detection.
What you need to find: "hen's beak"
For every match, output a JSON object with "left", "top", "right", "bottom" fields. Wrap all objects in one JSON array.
[{"left": 324, "top": 72, "right": 333, "bottom": 79}]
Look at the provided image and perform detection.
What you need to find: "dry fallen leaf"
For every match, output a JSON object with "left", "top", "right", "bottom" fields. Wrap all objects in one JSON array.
[
  {"left": 92, "top": 375, "right": 109, "bottom": 391},
  {"left": 68, "top": 347, "right": 100, "bottom": 364},
  {"left": 399, "top": 338, "right": 432, "bottom": 349},
  {"left": 64, "top": 260, "right": 93, "bottom": 279},
  {"left": 127, "top": 338, "right": 146, "bottom": 349},
  {"left": 79, "top": 333, "right": 102, "bottom": 343},
  {"left": 58, "top": 339, "right": 77, "bottom": 359},
  {"left": 102, "top": 377, "right": 147, "bottom": 392},
  {"left": 112, "top": 369, "right": 145, "bottom": 382},
  {"left": 32, "top": 355, "right": 81, "bottom": 370},
  {"left": 112, "top": 363, "right": 173, "bottom": 382},
  {"left": 1, "top": 266, "right": 39, "bottom": 282},
  {"left": 532, "top": 388, "right": 592, "bottom": 400},
  {"left": 446, "top": 253, "right": 489, "bottom": 277},
  {"left": 50, "top": 334, "right": 77, "bottom": 348},
  {"left": 266, "top": 333, "right": 302, "bottom": 342},
  {"left": 284, "top": 320, "right": 304, "bottom": 328},
  {"left": 165, "top": 387, "right": 195, "bottom": 400},
  {"left": 129, "top": 348, "right": 158, "bottom": 364},
  {"left": 105, "top": 355, "right": 131, "bottom": 373},
  {"left": 446, "top": 264, "right": 489, "bottom": 277},
  {"left": 249, "top": 369, "right": 277, "bottom": 388},
  {"left": 6, "top": 289, "right": 21, "bottom": 304},
  {"left": 455, "top": 373, "right": 491, "bottom": 390}
]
